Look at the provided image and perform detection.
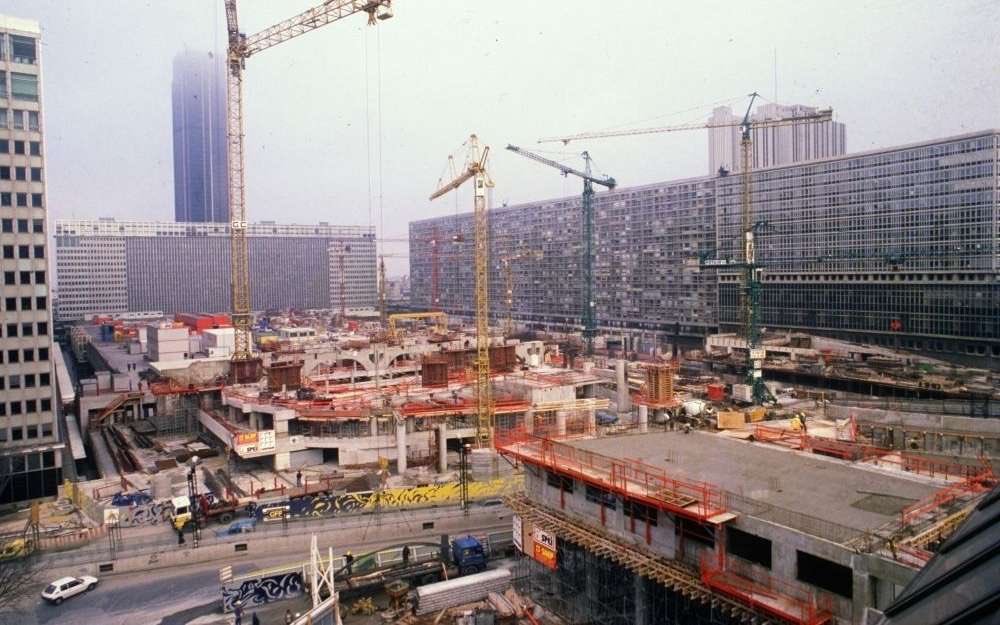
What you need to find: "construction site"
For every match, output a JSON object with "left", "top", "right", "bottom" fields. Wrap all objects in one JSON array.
[{"left": 2, "top": 2, "right": 998, "bottom": 625}]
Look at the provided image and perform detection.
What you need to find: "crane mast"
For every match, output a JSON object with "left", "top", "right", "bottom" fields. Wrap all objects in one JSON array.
[
  {"left": 222, "top": 0, "right": 393, "bottom": 382},
  {"left": 505, "top": 145, "right": 616, "bottom": 354},
  {"left": 430, "top": 135, "right": 495, "bottom": 447}
]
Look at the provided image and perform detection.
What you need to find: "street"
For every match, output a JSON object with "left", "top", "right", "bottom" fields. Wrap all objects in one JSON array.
[{"left": 5, "top": 517, "right": 510, "bottom": 625}]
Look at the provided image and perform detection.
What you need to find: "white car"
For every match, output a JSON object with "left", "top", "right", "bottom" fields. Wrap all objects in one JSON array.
[{"left": 41, "top": 576, "right": 98, "bottom": 604}]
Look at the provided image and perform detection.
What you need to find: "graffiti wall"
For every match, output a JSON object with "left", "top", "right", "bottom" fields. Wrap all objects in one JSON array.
[
  {"left": 221, "top": 571, "right": 304, "bottom": 612},
  {"left": 255, "top": 475, "right": 522, "bottom": 522},
  {"left": 114, "top": 502, "right": 173, "bottom": 527}
]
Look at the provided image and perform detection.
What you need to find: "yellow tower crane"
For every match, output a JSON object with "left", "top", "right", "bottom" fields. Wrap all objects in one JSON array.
[
  {"left": 429, "top": 135, "right": 495, "bottom": 447},
  {"left": 223, "top": 0, "right": 394, "bottom": 382},
  {"left": 499, "top": 250, "right": 543, "bottom": 336},
  {"left": 540, "top": 94, "right": 832, "bottom": 404}
]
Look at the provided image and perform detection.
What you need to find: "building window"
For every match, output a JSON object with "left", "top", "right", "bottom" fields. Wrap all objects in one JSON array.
[
  {"left": 20, "top": 297, "right": 30, "bottom": 310},
  {"left": 37, "top": 322, "right": 48, "bottom": 335},
  {"left": 0, "top": 429, "right": 6, "bottom": 442},
  {"left": 11, "top": 35, "right": 37, "bottom": 64},
  {"left": 16, "top": 193, "right": 27, "bottom": 207},
  {"left": 42, "top": 423, "right": 53, "bottom": 437},
  {"left": 40, "top": 373, "right": 50, "bottom": 387},
  {"left": 31, "top": 193, "right": 43, "bottom": 207},
  {"left": 28, "top": 111, "right": 39, "bottom": 131},
  {"left": 41, "top": 398, "right": 51, "bottom": 411},
  {"left": 29, "top": 141, "right": 41, "bottom": 156},
  {"left": 1, "top": 219, "right": 10, "bottom": 233},
  {"left": 0, "top": 166, "right": 9, "bottom": 180},
  {"left": 23, "top": 349, "right": 34, "bottom": 362},
  {"left": 31, "top": 167, "right": 42, "bottom": 182},
  {"left": 3, "top": 272, "right": 14, "bottom": 285},
  {"left": 796, "top": 551, "right": 853, "bottom": 599},
  {"left": 2, "top": 246, "right": 12, "bottom": 259},
  {"left": 546, "top": 471, "right": 574, "bottom": 493},
  {"left": 727, "top": 527, "right": 772, "bottom": 569},
  {"left": 26, "top": 425, "right": 38, "bottom": 439},
  {"left": 39, "top": 347, "right": 48, "bottom": 361},
  {"left": 21, "top": 322, "right": 33, "bottom": 336},
  {"left": 36, "top": 296, "right": 46, "bottom": 309},
  {"left": 15, "top": 167, "right": 26, "bottom": 181},
  {"left": 0, "top": 193, "right": 10, "bottom": 207},
  {"left": 17, "top": 219, "right": 28, "bottom": 233},
  {"left": 11, "top": 426, "right": 23, "bottom": 440},
  {"left": 0, "top": 139, "right": 7, "bottom": 153},
  {"left": 12, "top": 111, "right": 25, "bottom": 130},
  {"left": 585, "top": 484, "right": 617, "bottom": 509},
  {"left": 0, "top": 70, "right": 5, "bottom": 97},
  {"left": 18, "top": 245, "right": 29, "bottom": 259},
  {"left": 10, "top": 72, "right": 39, "bottom": 101},
  {"left": 623, "top": 499, "right": 659, "bottom": 526},
  {"left": 33, "top": 245, "right": 43, "bottom": 258},
  {"left": 35, "top": 270, "right": 45, "bottom": 284},
  {"left": 24, "top": 374, "right": 35, "bottom": 388},
  {"left": 32, "top": 219, "right": 43, "bottom": 233}
]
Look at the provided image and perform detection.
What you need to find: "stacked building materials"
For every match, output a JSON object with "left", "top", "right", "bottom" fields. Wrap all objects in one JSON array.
[{"left": 414, "top": 569, "right": 511, "bottom": 615}]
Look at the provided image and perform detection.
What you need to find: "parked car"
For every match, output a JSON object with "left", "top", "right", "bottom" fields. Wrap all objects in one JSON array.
[{"left": 41, "top": 576, "right": 98, "bottom": 604}]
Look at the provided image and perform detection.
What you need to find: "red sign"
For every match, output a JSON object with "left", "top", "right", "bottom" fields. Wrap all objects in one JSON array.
[{"left": 531, "top": 528, "right": 557, "bottom": 570}]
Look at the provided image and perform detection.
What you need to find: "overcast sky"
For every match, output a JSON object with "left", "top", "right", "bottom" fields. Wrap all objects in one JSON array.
[{"left": 7, "top": 0, "right": 999, "bottom": 275}]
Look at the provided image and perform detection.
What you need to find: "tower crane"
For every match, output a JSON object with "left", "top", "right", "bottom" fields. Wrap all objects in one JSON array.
[
  {"left": 223, "top": 0, "right": 394, "bottom": 383},
  {"left": 540, "top": 94, "right": 833, "bottom": 404},
  {"left": 505, "top": 145, "right": 616, "bottom": 355},
  {"left": 498, "top": 250, "right": 543, "bottom": 336},
  {"left": 430, "top": 135, "right": 495, "bottom": 447}
]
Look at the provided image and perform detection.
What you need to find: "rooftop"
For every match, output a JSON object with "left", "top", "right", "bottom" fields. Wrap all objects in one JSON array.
[{"left": 567, "top": 431, "right": 941, "bottom": 533}]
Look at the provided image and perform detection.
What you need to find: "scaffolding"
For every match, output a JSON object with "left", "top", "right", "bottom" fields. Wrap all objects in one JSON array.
[
  {"left": 507, "top": 495, "right": 767, "bottom": 625},
  {"left": 497, "top": 430, "right": 729, "bottom": 523}
]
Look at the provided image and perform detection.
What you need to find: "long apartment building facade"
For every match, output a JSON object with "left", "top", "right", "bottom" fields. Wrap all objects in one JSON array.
[
  {"left": 54, "top": 220, "right": 377, "bottom": 322},
  {"left": 1, "top": 16, "right": 63, "bottom": 503},
  {"left": 410, "top": 176, "right": 718, "bottom": 339},
  {"left": 410, "top": 129, "right": 1000, "bottom": 367}
]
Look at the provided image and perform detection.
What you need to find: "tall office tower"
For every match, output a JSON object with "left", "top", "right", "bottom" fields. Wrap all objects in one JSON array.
[
  {"left": 708, "top": 102, "right": 846, "bottom": 175},
  {"left": 0, "top": 16, "right": 63, "bottom": 503},
  {"left": 172, "top": 50, "right": 228, "bottom": 223},
  {"left": 54, "top": 220, "right": 377, "bottom": 321}
]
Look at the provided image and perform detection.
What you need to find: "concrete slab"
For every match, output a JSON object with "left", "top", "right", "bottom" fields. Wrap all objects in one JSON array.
[{"left": 567, "top": 431, "right": 939, "bottom": 532}]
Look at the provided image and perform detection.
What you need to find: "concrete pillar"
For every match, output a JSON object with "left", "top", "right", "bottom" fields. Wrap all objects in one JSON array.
[
  {"left": 586, "top": 409, "right": 596, "bottom": 434},
  {"left": 616, "top": 359, "right": 631, "bottom": 413},
  {"left": 523, "top": 409, "right": 534, "bottom": 434},
  {"left": 638, "top": 405, "right": 649, "bottom": 433},
  {"left": 437, "top": 423, "right": 448, "bottom": 474},
  {"left": 395, "top": 418, "right": 408, "bottom": 474},
  {"left": 556, "top": 410, "right": 567, "bottom": 437},
  {"left": 369, "top": 417, "right": 379, "bottom": 438}
]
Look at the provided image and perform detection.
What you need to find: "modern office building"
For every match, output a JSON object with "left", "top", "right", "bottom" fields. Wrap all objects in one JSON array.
[
  {"left": 172, "top": 49, "right": 228, "bottom": 223},
  {"left": 54, "top": 220, "right": 377, "bottom": 321},
  {"left": 0, "top": 15, "right": 64, "bottom": 503},
  {"left": 410, "top": 129, "right": 1000, "bottom": 367},
  {"left": 410, "top": 176, "right": 718, "bottom": 339},
  {"left": 708, "top": 102, "right": 846, "bottom": 175}
]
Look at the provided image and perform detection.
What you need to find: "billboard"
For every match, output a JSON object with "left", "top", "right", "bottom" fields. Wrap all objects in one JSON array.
[{"left": 531, "top": 527, "right": 557, "bottom": 570}]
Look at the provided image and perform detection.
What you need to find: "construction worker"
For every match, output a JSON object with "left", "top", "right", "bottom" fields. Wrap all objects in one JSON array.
[
  {"left": 401, "top": 544, "right": 411, "bottom": 566},
  {"left": 233, "top": 601, "right": 244, "bottom": 625},
  {"left": 345, "top": 550, "right": 354, "bottom": 575},
  {"left": 296, "top": 470, "right": 303, "bottom": 488}
]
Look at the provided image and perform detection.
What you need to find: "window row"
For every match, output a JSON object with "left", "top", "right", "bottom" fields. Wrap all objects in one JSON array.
[
  {"left": 0, "top": 371, "right": 51, "bottom": 390},
  {"left": 2, "top": 347, "right": 50, "bottom": 363},
  {"left": 0, "top": 192, "right": 44, "bottom": 207},
  {"left": 0, "top": 34, "right": 38, "bottom": 64},
  {"left": 0, "top": 165, "right": 42, "bottom": 181},
  {"left": 0, "top": 70, "right": 39, "bottom": 101},
  {"left": 2, "top": 244, "right": 44, "bottom": 259},
  {"left": 1, "top": 270, "right": 45, "bottom": 286},
  {"left": 3, "top": 296, "right": 48, "bottom": 312},
  {"left": 0, "top": 109, "right": 39, "bottom": 131},
  {"left": 0, "top": 397, "right": 53, "bottom": 418},
  {"left": 0, "top": 217, "right": 44, "bottom": 233},
  {"left": 0, "top": 139, "right": 42, "bottom": 155},
  {"left": 0, "top": 422, "right": 54, "bottom": 443}
]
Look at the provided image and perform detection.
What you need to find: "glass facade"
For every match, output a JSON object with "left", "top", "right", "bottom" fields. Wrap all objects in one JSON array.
[{"left": 412, "top": 130, "right": 1000, "bottom": 364}]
